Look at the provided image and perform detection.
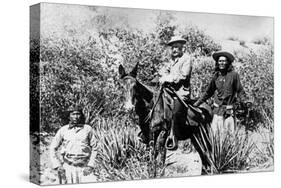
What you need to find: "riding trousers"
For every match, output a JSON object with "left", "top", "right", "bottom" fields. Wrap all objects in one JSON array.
[{"left": 172, "top": 98, "right": 188, "bottom": 138}]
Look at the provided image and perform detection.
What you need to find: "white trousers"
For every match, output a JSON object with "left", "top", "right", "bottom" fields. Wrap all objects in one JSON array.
[
  {"left": 61, "top": 163, "right": 97, "bottom": 184},
  {"left": 211, "top": 114, "right": 235, "bottom": 137}
]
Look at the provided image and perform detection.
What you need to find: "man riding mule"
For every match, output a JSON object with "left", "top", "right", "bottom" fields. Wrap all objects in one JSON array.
[
  {"left": 119, "top": 63, "right": 213, "bottom": 174},
  {"left": 158, "top": 36, "right": 192, "bottom": 101},
  {"left": 118, "top": 36, "right": 213, "bottom": 174},
  {"left": 156, "top": 36, "right": 212, "bottom": 151},
  {"left": 157, "top": 36, "right": 194, "bottom": 150}
]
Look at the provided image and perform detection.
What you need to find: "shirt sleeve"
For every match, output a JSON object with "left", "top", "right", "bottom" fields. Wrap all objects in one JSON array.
[
  {"left": 87, "top": 129, "right": 99, "bottom": 168},
  {"left": 49, "top": 128, "right": 64, "bottom": 169}
]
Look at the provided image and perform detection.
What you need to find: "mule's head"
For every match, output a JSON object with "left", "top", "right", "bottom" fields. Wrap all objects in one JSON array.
[{"left": 118, "top": 63, "right": 139, "bottom": 111}]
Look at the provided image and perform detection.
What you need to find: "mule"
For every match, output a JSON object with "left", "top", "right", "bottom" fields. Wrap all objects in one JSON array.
[
  {"left": 118, "top": 63, "right": 154, "bottom": 145},
  {"left": 119, "top": 63, "right": 213, "bottom": 175}
]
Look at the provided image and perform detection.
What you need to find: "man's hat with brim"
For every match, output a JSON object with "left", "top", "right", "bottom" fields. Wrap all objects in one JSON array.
[
  {"left": 167, "top": 36, "right": 187, "bottom": 46},
  {"left": 212, "top": 51, "right": 235, "bottom": 63}
]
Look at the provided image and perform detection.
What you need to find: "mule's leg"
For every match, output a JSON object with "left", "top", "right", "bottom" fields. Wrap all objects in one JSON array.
[
  {"left": 148, "top": 132, "right": 158, "bottom": 178},
  {"left": 155, "top": 130, "right": 167, "bottom": 168},
  {"left": 190, "top": 125, "right": 212, "bottom": 174}
]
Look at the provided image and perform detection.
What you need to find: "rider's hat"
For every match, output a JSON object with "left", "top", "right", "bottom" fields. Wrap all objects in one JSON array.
[{"left": 167, "top": 36, "right": 187, "bottom": 46}]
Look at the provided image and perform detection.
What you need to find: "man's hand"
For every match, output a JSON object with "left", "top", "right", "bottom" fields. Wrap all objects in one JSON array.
[
  {"left": 55, "top": 166, "right": 65, "bottom": 173},
  {"left": 83, "top": 166, "right": 94, "bottom": 176},
  {"left": 176, "top": 87, "right": 188, "bottom": 101},
  {"left": 159, "top": 75, "right": 174, "bottom": 84},
  {"left": 224, "top": 108, "right": 234, "bottom": 118},
  {"left": 193, "top": 100, "right": 201, "bottom": 107}
]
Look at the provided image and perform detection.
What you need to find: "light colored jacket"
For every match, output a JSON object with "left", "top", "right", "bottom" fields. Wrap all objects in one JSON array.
[
  {"left": 159, "top": 53, "right": 193, "bottom": 98},
  {"left": 49, "top": 124, "right": 98, "bottom": 169}
]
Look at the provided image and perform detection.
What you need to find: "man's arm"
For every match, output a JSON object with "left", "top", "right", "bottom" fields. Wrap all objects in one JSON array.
[
  {"left": 158, "top": 62, "right": 170, "bottom": 76},
  {"left": 49, "top": 128, "right": 64, "bottom": 169},
  {"left": 159, "top": 62, "right": 174, "bottom": 83},
  {"left": 87, "top": 129, "right": 99, "bottom": 168},
  {"left": 194, "top": 76, "right": 217, "bottom": 106}
]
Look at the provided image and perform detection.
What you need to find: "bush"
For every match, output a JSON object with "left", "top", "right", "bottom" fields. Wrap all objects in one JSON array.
[
  {"left": 234, "top": 46, "right": 274, "bottom": 120},
  {"left": 227, "top": 36, "right": 239, "bottom": 41},
  {"left": 190, "top": 56, "right": 214, "bottom": 99},
  {"left": 252, "top": 36, "right": 272, "bottom": 45},
  {"left": 40, "top": 37, "right": 108, "bottom": 131},
  {"left": 239, "top": 40, "right": 246, "bottom": 47},
  {"left": 182, "top": 26, "right": 222, "bottom": 56}
]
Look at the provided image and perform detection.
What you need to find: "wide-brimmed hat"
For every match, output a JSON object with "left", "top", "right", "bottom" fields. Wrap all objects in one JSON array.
[
  {"left": 167, "top": 36, "right": 187, "bottom": 46},
  {"left": 212, "top": 51, "right": 235, "bottom": 63}
]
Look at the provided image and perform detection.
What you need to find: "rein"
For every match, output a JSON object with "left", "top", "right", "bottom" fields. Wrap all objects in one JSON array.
[{"left": 144, "top": 85, "right": 164, "bottom": 123}]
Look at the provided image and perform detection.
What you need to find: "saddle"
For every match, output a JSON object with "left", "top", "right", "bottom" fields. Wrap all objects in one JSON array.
[
  {"left": 162, "top": 86, "right": 213, "bottom": 150},
  {"left": 162, "top": 86, "right": 212, "bottom": 127},
  {"left": 186, "top": 102, "right": 213, "bottom": 127}
]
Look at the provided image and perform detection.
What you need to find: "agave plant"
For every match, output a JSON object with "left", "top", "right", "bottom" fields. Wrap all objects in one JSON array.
[
  {"left": 194, "top": 126, "right": 255, "bottom": 174},
  {"left": 92, "top": 117, "right": 155, "bottom": 181},
  {"left": 250, "top": 110, "right": 274, "bottom": 171}
]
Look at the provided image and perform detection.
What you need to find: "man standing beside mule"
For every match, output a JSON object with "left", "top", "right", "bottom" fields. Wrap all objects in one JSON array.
[
  {"left": 49, "top": 106, "right": 98, "bottom": 184},
  {"left": 194, "top": 51, "right": 247, "bottom": 136}
]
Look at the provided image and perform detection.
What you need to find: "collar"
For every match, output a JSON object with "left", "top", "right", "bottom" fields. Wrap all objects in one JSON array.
[{"left": 68, "top": 124, "right": 84, "bottom": 129}]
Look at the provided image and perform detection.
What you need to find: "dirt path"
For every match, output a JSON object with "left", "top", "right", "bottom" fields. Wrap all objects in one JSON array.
[{"left": 164, "top": 140, "right": 202, "bottom": 177}]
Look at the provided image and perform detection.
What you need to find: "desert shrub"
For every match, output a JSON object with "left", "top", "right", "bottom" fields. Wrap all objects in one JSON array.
[
  {"left": 234, "top": 46, "right": 274, "bottom": 121},
  {"left": 252, "top": 36, "right": 272, "bottom": 45},
  {"left": 181, "top": 26, "right": 222, "bottom": 56},
  {"left": 227, "top": 36, "right": 239, "bottom": 41},
  {"left": 40, "top": 37, "right": 108, "bottom": 132},
  {"left": 239, "top": 40, "right": 246, "bottom": 47},
  {"left": 190, "top": 56, "right": 214, "bottom": 99},
  {"left": 155, "top": 12, "right": 177, "bottom": 45}
]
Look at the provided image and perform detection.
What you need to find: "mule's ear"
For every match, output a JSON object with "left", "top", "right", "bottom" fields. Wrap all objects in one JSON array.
[
  {"left": 119, "top": 64, "right": 127, "bottom": 78},
  {"left": 130, "top": 62, "right": 139, "bottom": 78}
]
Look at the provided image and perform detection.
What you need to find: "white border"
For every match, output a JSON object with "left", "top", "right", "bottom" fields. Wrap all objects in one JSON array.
[{"left": 0, "top": 0, "right": 279, "bottom": 187}]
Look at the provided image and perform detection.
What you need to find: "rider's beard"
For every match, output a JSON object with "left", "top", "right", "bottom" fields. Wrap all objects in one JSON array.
[{"left": 172, "top": 51, "right": 183, "bottom": 60}]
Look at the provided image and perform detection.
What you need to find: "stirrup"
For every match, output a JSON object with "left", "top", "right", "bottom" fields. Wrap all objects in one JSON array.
[{"left": 165, "top": 134, "right": 178, "bottom": 150}]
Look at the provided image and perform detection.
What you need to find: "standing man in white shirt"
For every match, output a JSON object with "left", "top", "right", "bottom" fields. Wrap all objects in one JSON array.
[{"left": 49, "top": 106, "right": 99, "bottom": 184}]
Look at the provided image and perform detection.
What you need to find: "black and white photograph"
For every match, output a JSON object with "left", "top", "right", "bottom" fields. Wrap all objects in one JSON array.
[{"left": 30, "top": 2, "right": 274, "bottom": 185}]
